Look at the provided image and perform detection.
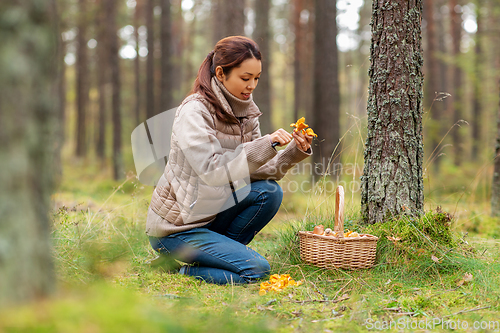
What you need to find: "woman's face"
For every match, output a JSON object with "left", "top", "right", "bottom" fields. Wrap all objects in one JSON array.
[{"left": 216, "top": 57, "right": 262, "bottom": 100}]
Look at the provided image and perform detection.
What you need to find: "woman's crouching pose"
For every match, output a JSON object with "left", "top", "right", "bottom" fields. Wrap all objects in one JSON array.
[{"left": 146, "top": 36, "right": 313, "bottom": 284}]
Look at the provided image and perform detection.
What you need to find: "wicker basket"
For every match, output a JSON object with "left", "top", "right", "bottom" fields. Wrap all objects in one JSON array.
[{"left": 298, "top": 186, "right": 378, "bottom": 269}]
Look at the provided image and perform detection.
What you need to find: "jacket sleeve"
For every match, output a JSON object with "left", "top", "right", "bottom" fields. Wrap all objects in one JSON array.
[
  {"left": 248, "top": 117, "right": 312, "bottom": 181},
  {"left": 174, "top": 100, "right": 277, "bottom": 187}
]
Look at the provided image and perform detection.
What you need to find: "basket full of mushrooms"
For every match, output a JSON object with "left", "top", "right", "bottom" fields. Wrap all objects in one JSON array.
[{"left": 298, "top": 186, "right": 379, "bottom": 270}]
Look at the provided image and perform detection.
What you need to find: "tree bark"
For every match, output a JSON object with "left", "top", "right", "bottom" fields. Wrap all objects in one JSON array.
[
  {"left": 361, "top": 0, "right": 425, "bottom": 224},
  {"left": 107, "top": 0, "right": 123, "bottom": 180},
  {"left": 160, "top": 0, "right": 174, "bottom": 112},
  {"left": 146, "top": 0, "right": 156, "bottom": 119},
  {"left": 254, "top": 0, "right": 272, "bottom": 136},
  {"left": 96, "top": 0, "right": 108, "bottom": 160},
  {"left": 449, "top": 0, "right": 464, "bottom": 165},
  {"left": 75, "top": 0, "right": 89, "bottom": 157},
  {"left": 312, "top": 0, "right": 340, "bottom": 180},
  {"left": 0, "top": 0, "right": 58, "bottom": 306}
]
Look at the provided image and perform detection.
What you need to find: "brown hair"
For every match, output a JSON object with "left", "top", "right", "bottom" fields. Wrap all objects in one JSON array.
[{"left": 190, "top": 36, "right": 262, "bottom": 124}]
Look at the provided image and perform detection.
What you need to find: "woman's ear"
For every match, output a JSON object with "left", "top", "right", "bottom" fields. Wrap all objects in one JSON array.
[{"left": 215, "top": 66, "right": 224, "bottom": 82}]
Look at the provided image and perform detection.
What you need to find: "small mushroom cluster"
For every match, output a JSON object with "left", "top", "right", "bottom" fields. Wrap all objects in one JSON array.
[
  {"left": 259, "top": 274, "right": 302, "bottom": 296},
  {"left": 290, "top": 117, "right": 317, "bottom": 137},
  {"left": 312, "top": 225, "right": 360, "bottom": 238}
]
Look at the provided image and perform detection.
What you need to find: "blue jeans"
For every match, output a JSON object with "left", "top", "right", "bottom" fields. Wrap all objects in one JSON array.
[{"left": 149, "top": 180, "right": 283, "bottom": 285}]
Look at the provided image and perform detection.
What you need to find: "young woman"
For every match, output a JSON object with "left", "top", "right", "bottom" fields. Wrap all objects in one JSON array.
[{"left": 146, "top": 36, "right": 313, "bottom": 284}]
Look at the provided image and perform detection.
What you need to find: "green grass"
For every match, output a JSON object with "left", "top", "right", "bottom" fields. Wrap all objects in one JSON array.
[{"left": 1, "top": 160, "right": 499, "bottom": 333}]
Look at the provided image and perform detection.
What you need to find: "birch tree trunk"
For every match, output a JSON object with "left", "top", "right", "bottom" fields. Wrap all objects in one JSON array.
[
  {"left": 0, "top": 0, "right": 59, "bottom": 305},
  {"left": 361, "top": 0, "right": 425, "bottom": 224}
]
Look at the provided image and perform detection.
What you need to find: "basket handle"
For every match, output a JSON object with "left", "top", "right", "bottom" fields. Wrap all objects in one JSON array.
[{"left": 334, "top": 185, "right": 344, "bottom": 238}]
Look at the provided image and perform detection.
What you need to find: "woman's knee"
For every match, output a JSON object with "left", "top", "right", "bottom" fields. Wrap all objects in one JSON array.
[
  {"left": 256, "top": 180, "right": 283, "bottom": 206},
  {"left": 244, "top": 256, "right": 271, "bottom": 280}
]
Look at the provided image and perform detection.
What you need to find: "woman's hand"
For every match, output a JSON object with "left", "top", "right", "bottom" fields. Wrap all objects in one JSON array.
[
  {"left": 270, "top": 128, "right": 293, "bottom": 147},
  {"left": 292, "top": 130, "right": 312, "bottom": 152}
]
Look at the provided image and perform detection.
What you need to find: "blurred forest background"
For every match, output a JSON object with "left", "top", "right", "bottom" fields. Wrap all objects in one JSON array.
[{"left": 54, "top": 0, "right": 500, "bottom": 211}]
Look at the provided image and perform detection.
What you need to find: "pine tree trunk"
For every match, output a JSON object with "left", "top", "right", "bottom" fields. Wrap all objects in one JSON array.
[
  {"left": 449, "top": 0, "right": 464, "bottom": 165},
  {"left": 146, "top": 0, "right": 156, "bottom": 119},
  {"left": 423, "top": 0, "right": 443, "bottom": 169},
  {"left": 0, "top": 0, "right": 58, "bottom": 306},
  {"left": 212, "top": 0, "right": 224, "bottom": 44},
  {"left": 223, "top": 0, "right": 245, "bottom": 37},
  {"left": 436, "top": 0, "right": 450, "bottom": 145},
  {"left": 492, "top": 6, "right": 500, "bottom": 217},
  {"left": 107, "top": 0, "right": 123, "bottom": 180},
  {"left": 312, "top": 0, "right": 340, "bottom": 180},
  {"left": 160, "top": 0, "right": 174, "bottom": 112},
  {"left": 254, "top": 0, "right": 272, "bottom": 136},
  {"left": 361, "top": 0, "right": 425, "bottom": 224},
  {"left": 471, "top": 0, "right": 482, "bottom": 160},
  {"left": 134, "top": 0, "right": 142, "bottom": 124},
  {"left": 293, "top": 0, "right": 303, "bottom": 121},
  {"left": 55, "top": 22, "right": 66, "bottom": 185},
  {"left": 492, "top": 80, "right": 500, "bottom": 217},
  {"left": 96, "top": 0, "right": 108, "bottom": 160},
  {"left": 75, "top": 0, "right": 89, "bottom": 157}
]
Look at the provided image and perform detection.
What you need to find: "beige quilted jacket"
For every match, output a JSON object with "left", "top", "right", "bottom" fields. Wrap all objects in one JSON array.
[{"left": 146, "top": 78, "right": 312, "bottom": 237}]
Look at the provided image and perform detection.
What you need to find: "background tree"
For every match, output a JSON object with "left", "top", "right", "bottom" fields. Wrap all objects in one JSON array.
[
  {"left": 134, "top": 0, "right": 143, "bottom": 124},
  {"left": 254, "top": 0, "right": 272, "bottom": 136},
  {"left": 75, "top": 0, "right": 89, "bottom": 157},
  {"left": 449, "top": 0, "right": 464, "bottom": 165},
  {"left": 311, "top": 0, "right": 340, "bottom": 179},
  {"left": 222, "top": 0, "right": 245, "bottom": 37},
  {"left": 361, "top": 0, "right": 425, "bottom": 224},
  {"left": 292, "top": 0, "right": 303, "bottom": 122},
  {"left": 160, "top": 0, "right": 174, "bottom": 112},
  {"left": 0, "top": 0, "right": 59, "bottom": 305},
  {"left": 96, "top": 0, "right": 109, "bottom": 160},
  {"left": 423, "top": 0, "right": 443, "bottom": 169},
  {"left": 211, "top": 0, "right": 224, "bottom": 43},
  {"left": 146, "top": 0, "right": 155, "bottom": 119},
  {"left": 493, "top": 78, "right": 500, "bottom": 217},
  {"left": 293, "top": 0, "right": 314, "bottom": 122},
  {"left": 492, "top": 0, "right": 500, "bottom": 217},
  {"left": 471, "top": 0, "right": 483, "bottom": 160},
  {"left": 107, "top": 0, "right": 123, "bottom": 180}
]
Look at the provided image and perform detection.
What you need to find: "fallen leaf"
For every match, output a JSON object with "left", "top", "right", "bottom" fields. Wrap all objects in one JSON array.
[{"left": 431, "top": 255, "right": 440, "bottom": 263}]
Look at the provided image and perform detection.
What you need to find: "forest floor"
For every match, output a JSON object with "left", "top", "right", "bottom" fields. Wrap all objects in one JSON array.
[{"left": 1, "top": 161, "right": 499, "bottom": 333}]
